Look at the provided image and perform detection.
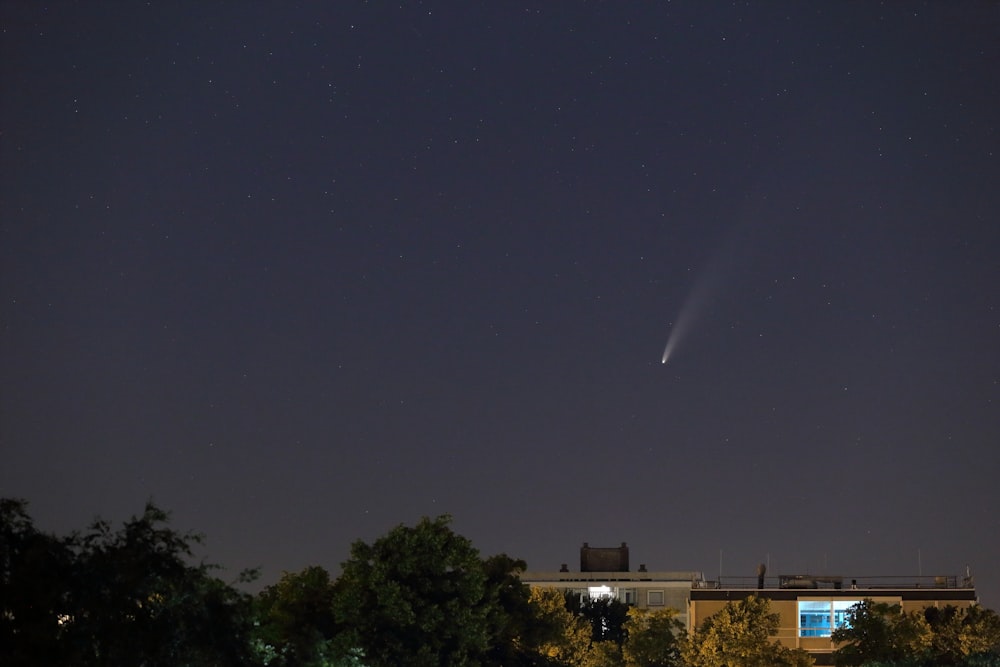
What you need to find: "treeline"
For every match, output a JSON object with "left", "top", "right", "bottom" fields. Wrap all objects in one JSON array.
[{"left": 2, "top": 499, "right": 999, "bottom": 666}]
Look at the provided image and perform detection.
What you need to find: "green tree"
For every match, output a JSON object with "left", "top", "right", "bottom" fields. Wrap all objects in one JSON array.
[
  {"left": 925, "top": 605, "right": 1000, "bottom": 665},
  {"left": 584, "top": 638, "right": 624, "bottom": 667},
  {"left": 831, "top": 599, "right": 933, "bottom": 667},
  {"left": 527, "top": 587, "right": 593, "bottom": 666},
  {"left": 566, "top": 594, "right": 630, "bottom": 647},
  {"left": 683, "top": 594, "right": 813, "bottom": 667},
  {"left": 621, "top": 607, "right": 684, "bottom": 667},
  {"left": 0, "top": 498, "right": 76, "bottom": 666},
  {"left": 331, "top": 515, "right": 493, "bottom": 667},
  {"left": 66, "top": 501, "right": 260, "bottom": 666},
  {"left": 1, "top": 498, "right": 259, "bottom": 667},
  {"left": 480, "top": 553, "right": 560, "bottom": 666},
  {"left": 254, "top": 565, "right": 339, "bottom": 666}
]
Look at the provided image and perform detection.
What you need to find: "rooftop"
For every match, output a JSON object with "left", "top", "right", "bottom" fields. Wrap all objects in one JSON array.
[
  {"left": 699, "top": 574, "right": 974, "bottom": 590},
  {"left": 519, "top": 569, "right": 704, "bottom": 583}
]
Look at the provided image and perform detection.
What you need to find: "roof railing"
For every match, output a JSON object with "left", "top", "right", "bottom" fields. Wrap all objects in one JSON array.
[{"left": 696, "top": 574, "right": 965, "bottom": 590}]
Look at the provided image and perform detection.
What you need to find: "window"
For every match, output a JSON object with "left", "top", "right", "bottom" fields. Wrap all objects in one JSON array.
[
  {"left": 588, "top": 585, "right": 613, "bottom": 599},
  {"left": 798, "top": 600, "right": 859, "bottom": 637},
  {"left": 648, "top": 590, "right": 664, "bottom": 606}
]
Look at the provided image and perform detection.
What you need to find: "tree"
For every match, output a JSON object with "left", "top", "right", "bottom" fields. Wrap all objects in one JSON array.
[
  {"left": 585, "top": 638, "right": 625, "bottom": 667},
  {"left": 1, "top": 498, "right": 259, "bottom": 667},
  {"left": 65, "top": 501, "right": 260, "bottom": 666},
  {"left": 0, "top": 498, "right": 76, "bottom": 666},
  {"left": 832, "top": 599, "right": 932, "bottom": 667},
  {"left": 253, "top": 565, "right": 339, "bottom": 666},
  {"left": 331, "top": 515, "right": 493, "bottom": 667},
  {"left": 925, "top": 605, "right": 1000, "bottom": 666},
  {"left": 526, "top": 587, "right": 593, "bottom": 666},
  {"left": 621, "top": 607, "right": 684, "bottom": 667},
  {"left": 683, "top": 594, "right": 814, "bottom": 667},
  {"left": 480, "top": 553, "right": 561, "bottom": 666},
  {"left": 566, "top": 593, "right": 630, "bottom": 647}
]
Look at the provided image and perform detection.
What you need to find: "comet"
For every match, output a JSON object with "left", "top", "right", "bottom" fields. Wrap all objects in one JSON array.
[
  {"left": 660, "top": 235, "right": 736, "bottom": 367},
  {"left": 660, "top": 295, "right": 701, "bottom": 367}
]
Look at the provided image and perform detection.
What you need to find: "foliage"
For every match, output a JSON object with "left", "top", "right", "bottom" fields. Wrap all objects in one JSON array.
[
  {"left": 0, "top": 498, "right": 259, "bottom": 667},
  {"left": 683, "top": 594, "right": 814, "bottom": 667},
  {"left": 566, "top": 593, "right": 631, "bottom": 647},
  {"left": 0, "top": 498, "right": 76, "bottom": 665},
  {"left": 832, "top": 601, "right": 1000, "bottom": 667},
  {"left": 584, "top": 638, "right": 624, "bottom": 667},
  {"left": 68, "top": 502, "right": 259, "bottom": 666},
  {"left": 924, "top": 605, "right": 1000, "bottom": 665},
  {"left": 9, "top": 497, "right": 1000, "bottom": 667},
  {"left": 961, "top": 654, "right": 1000, "bottom": 667},
  {"left": 480, "top": 553, "right": 563, "bottom": 666},
  {"left": 253, "top": 565, "right": 339, "bottom": 666},
  {"left": 331, "top": 514, "right": 493, "bottom": 667},
  {"left": 832, "top": 599, "right": 932, "bottom": 666},
  {"left": 622, "top": 606, "right": 684, "bottom": 667},
  {"left": 527, "top": 587, "right": 594, "bottom": 665}
]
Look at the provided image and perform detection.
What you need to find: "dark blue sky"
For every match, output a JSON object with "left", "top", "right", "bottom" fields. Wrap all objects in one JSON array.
[{"left": 2, "top": 2, "right": 998, "bottom": 607}]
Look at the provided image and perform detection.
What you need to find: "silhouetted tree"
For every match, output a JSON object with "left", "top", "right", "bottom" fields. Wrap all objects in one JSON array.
[
  {"left": 832, "top": 599, "right": 932, "bottom": 666},
  {"left": 565, "top": 593, "right": 630, "bottom": 647},
  {"left": 0, "top": 498, "right": 259, "bottom": 667},
  {"left": 481, "top": 553, "right": 566, "bottom": 666},
  {"left": 0, "top": 498, "right": 76, "bottom": 665},
  {"left": 527, "top": 587, "right": 593, "bottom": 665},
  {"left": 253, "top": 565, "right": 339, "bottom": 666},
  {"left": 924, "top": 604, "right": 1000, "bottom": 665},
  {"left": 622, "top": 606, "right": 684, "bottom": 667},
  {"left": 331, "top": 514, "right": 495, "bottom": 667}
]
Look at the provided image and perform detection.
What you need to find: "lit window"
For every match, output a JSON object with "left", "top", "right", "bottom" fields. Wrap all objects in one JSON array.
[
  {"left": 588, "top": 585, "right": 612, "bottom": 599},
  {"left": 798, "top": 600, "right": 859, "bottom": 637}
]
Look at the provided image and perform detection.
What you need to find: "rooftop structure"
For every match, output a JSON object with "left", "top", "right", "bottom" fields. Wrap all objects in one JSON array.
[{"left": 520, "top": 543, "right": 704, "bottom": 625}]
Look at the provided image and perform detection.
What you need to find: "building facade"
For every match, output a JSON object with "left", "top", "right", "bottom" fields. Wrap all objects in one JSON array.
[
  {"left": 522, "top": 544, "right": 978, "bottom": 665},
  {"left": 688, "top": 574, "right": 978, "bottom": 665},
  {"left": 519, "top": 543, "right": 704, "bottom": 627}
]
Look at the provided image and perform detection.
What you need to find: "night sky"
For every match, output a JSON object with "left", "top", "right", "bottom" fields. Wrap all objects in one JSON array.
[{"left": 3, "top": 3, "right": 999, "bottom": 608}]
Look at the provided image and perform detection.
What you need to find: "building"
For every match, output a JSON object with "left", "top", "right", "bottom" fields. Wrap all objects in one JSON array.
[
  {"left": 688, "top": 572, "right": 978, "bottom": 665},
  {"left": 519, "top": 543, "right": 705, "bottom": 627},
  {"left": 522, "top": 544, "right": 978, "bottom": 665}
]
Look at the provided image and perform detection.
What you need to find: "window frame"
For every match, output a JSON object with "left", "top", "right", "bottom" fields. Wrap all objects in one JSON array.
[{"left": 797, "top": 599, "right": 863, "bottom": 637}]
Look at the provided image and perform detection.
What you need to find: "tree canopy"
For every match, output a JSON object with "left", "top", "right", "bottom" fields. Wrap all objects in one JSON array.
[
  {"left": 622, "top": 606, "right": 685, "bottom": 667},
  {"left": 682, "top": 594, "right": 813, "bottom": 667},
  {"left": 527, "top": 586, "right": 593, "bottom": 665},
  {"left": 253, "top": 565, "right": 340, "bottom": 666},
  {"left": 832, "top": 600, "right": 1000, "bottom": 667},
  {"left": 566, "top": 593, "right": 630, "bottom": 648},
  {"left": 331, "top": 514, "right": 495, "bottom": 667},
  {"left": 0, "top": 498, "right": 257, "bottom": 667},
  {"left": 6, "top": 497, "right": 1000, "bottom": 667},
  {"left": 832, "top": 599, "right": 931, "bottom": 666},
  {"left": 0, "top": 498, "right": 75, "bottom": 665}
]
